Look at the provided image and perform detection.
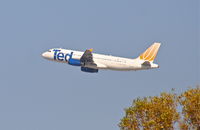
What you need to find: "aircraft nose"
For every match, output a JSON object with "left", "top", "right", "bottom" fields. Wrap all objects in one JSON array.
[{"left": 42, "top": 52, "right": 48, "bottom": 58}]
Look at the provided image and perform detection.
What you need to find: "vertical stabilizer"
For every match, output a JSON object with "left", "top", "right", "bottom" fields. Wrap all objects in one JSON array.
[{"left": 138, "top": 42, "right": 161, "bottom": 62}]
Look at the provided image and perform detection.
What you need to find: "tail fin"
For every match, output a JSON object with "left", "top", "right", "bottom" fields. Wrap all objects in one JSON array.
[{"left": 138, "top": 42, "right": 161, "bottom": 62}]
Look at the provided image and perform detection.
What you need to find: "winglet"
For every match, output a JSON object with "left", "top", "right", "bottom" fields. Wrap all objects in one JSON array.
[
  {"left": 88, "top": 48, "right": 93, "bottom": 52},
  {"left": 138, "top": 43, "right": 161, "bottom": 62}
]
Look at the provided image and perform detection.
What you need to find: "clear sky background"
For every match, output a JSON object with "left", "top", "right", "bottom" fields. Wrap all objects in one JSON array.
[{"left": 0, "top": 0, "right": 199, "bottom": 130}]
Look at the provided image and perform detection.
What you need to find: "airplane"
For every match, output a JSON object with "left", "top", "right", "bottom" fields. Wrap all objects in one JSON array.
[{"left": 42, "top": 42, "right": 161, "bottom": 73}]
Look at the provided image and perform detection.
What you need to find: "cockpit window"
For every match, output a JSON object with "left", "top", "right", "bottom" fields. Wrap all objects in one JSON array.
[{"left": 48, "top": 49, "right": 51, "bottom": 52}]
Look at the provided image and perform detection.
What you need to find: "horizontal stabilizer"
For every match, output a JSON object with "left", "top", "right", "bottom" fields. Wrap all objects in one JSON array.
[{"left": 142, "top": 61, "right": 151, "bottom": 67}]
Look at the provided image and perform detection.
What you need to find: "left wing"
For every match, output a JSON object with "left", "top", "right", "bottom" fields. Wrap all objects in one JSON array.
[
  {"left": 80, "top": 48, "right": 97, "bottom": 67},
  {"left": 80, "top": 49, "right": 100, "bottom": 73}
]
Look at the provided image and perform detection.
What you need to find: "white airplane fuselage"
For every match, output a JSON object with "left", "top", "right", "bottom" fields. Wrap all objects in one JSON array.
[{"left": 42, "top": 45, "right": 160, "bottom": 72}]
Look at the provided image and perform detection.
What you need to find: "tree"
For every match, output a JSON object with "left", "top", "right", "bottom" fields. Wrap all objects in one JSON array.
[
  {"left": 119, "top": 86, "right": 200, "bottom": 130},
  {"left": 178, "top": 86, "right": 200, "bottom": 129},
  {"left": 119, "top": 92, "right": 179, "bottom": 130}
]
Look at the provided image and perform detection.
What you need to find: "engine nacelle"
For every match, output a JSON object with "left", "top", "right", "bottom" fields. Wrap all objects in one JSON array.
[
  {"left": 68, "top": 58, "right": 81, "bottom": 66},
  {"left": 81, "top": 67, "right": 98, "bottom": 73}
]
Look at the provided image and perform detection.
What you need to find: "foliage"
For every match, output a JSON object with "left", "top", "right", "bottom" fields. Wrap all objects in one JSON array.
[
  {"left": 119, "top": 93, "right": 179, "bottom": 130},
  {"left": 119, "top": 86, "right": 200, "bottom": 130},
  {"left": 178, "top": 86, "right": 200, "bottom": 129}
]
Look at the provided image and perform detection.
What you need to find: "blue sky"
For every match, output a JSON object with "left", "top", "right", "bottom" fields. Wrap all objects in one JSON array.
[{"left": 0, "top": 0, "right": 199, "bottom": 130}]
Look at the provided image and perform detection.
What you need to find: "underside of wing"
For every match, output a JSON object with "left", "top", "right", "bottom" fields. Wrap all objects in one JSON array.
[
  {"left": 80, "top": 49, "right": 97, "bottom": 67},
  {"left": 80, "top": 49, "right": 98, "bottom": 73}
]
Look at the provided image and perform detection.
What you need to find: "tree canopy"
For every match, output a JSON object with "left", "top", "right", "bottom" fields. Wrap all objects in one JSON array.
[
  {"left": 178, "top": 86, "right": 200, "bottom": 129},
  {"left": 119, "top": 86, "right": 200, "bottom": 130}
]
